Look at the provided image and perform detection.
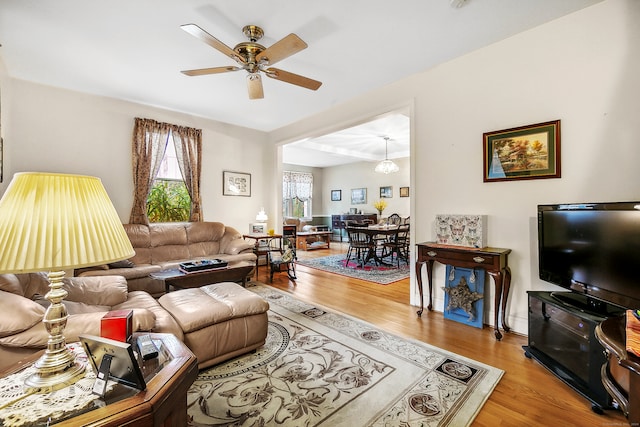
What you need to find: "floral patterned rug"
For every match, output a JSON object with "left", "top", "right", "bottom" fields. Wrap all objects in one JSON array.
[
  {"left": 187, "top": 285, "right": 503, "bottom": 427},
  {"left": 295, "top": 254, "right": 410, "bottom": 284}
]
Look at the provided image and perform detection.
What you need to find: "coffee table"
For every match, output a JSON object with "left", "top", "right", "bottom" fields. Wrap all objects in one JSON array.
[{"left": 150, "top": 260, "right": 255, "bottom": 293}]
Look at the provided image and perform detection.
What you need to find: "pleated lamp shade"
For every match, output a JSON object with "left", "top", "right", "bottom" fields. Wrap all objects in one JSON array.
[{"left": 0, "top": 172, "right": 135, "bottom": 273}]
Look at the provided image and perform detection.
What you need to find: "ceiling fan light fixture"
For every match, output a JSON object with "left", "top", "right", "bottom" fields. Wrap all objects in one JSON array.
[{"left": 375, "top": 137, "right": 400, "bottom": 174}]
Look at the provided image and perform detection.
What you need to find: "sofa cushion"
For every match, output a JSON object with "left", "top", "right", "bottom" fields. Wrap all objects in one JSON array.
[
  {"left": 158, "top": 282, "right": 269, "bottom": 334},
  {"left": 0, "top": 274, "right": 24, "bottom": 296},
  {"left": 115, "top": 291, "right": 184, "bottom": 340},
  {"left": 224, "top": 238, "right": 254, "bottom": 255},
  {"left": 0, "top": 290, "right": 45, "bottom": 337},
  {"left": 123, "top": 223, "right": 152, "bottom": 265},
  {"left": 63, "top": 276, "right": 128, "bottom": 306}
]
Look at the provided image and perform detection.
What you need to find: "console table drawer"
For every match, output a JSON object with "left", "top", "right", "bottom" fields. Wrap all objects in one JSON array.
[{"left": 418, "top": 246, "right": 500, "bottom": 268}]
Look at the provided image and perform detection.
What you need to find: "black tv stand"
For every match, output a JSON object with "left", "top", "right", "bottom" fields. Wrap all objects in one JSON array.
[
  {"left": 549, "top": 291, "right": 619, "bottom": 317},
  {"left": 524, "top": 291, "right": 624, "bottom": 413}
]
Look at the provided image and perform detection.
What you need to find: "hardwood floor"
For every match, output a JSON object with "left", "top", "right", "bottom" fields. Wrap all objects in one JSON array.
[{"left": 257, "top": 242, "right": 628, "bottom": 427}]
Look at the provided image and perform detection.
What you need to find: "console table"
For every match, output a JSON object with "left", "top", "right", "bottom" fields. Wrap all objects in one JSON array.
[
  {"left": 331, "top": 214, "right": 377, "bottom": 241},
  {"left": 415, "top": 242, "right": 512, "bottom": 340},
  {"left": 595, "top": 315, "right": 640, "bottom": 425}
]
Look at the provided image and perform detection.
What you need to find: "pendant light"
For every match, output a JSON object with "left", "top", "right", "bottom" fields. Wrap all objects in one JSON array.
[{"left": 374, "top": 137, "right": 400, "bottom": 174}]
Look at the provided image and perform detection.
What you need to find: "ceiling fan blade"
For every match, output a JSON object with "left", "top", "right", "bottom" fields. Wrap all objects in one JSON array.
[
  {"left": 181, "top": 66, "right": 241, "bottom": 76},
  {"left": 265, "top": 67, "right": 322, "bottom": 91},
  {"left": 247, "top": 74, "right": 264, "bottom": 99},
  {"left": 181, "top": 23, "right": 246, "bottom": 65},
  {"left": 256, "top": 33, "right": 307, "bottom": 65}
]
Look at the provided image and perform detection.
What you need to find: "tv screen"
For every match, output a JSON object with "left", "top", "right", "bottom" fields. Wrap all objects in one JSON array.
[{"left": 538, "top": 201, "right": 640, "bottom": 310}]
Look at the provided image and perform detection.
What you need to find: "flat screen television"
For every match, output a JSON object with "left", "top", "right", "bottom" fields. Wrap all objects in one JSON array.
[{"left": 538, "top": 201, "right": 640, "bottom": 313}]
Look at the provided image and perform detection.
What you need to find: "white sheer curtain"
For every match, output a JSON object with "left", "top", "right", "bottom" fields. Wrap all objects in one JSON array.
[{"left": 283, "top": 171, "right": 313, "bottom": 218}]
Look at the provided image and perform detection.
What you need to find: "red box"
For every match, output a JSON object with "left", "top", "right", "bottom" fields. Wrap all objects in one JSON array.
[{"left": 101, "top": 310, "right": 133, "bottom": 342}]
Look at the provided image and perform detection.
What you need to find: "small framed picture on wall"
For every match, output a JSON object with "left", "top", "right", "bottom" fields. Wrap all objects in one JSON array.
[
  {"left": 380, "top": 186, "right": 392, "bottom": 198},
  {"left": 399, "top": 187, "right": 409, "bottom": 197},
  {"left": 331, "top": 189, "right": 341, "bottom": 201},
  {"left": 223, "top": 171, "right": 251, "bottom": 196},
  {"left": 351, "top": 188, "right": 367, "bottom": 204}
]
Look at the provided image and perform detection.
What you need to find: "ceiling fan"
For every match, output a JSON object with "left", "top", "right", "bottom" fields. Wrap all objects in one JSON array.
[{"left": 180, "top": 23, "right": 322, "bottom": 99}]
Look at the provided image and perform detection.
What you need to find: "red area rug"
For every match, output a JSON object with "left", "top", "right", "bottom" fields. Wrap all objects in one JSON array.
[{"left": 296, "top": 254, "right": 409, "bottom": 284}]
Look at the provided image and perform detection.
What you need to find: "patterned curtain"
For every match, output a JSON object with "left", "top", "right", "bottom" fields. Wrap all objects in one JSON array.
[
  {"left": 172, "top": 125, "right": 203, "bottom": 222},
  {"left": 283, "top": 171, "right": 313, "bottom": 217},
  {"left": 129, "top": 118, "right": 170, "bottom": 224},
  {"left": 129, "top": 118, "right": 203, "bottom": 224}
]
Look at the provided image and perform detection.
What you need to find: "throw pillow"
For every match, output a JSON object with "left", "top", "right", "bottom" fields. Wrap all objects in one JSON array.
[{"left": 0, "top": 290, "right": 45, "bottom": 337}]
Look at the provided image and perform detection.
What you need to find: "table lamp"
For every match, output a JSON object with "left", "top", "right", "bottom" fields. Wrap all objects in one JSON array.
[
  {"left": 0, "top": 172, "right": 135, "bottom": 391},
  {"left": 256, "top": 207, "right": 268, "bottom": 222}
]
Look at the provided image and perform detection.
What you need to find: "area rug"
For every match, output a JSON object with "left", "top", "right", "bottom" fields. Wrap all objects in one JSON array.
[
  {"left": 296, "top": 254, "right": 410, "bottom": 285},
  {"left": 187, "top": 284, "right": 503, "bottom": 427}
]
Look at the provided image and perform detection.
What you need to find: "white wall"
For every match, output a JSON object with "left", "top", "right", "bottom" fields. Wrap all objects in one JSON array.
[
  {"left": 323, "top": 157, "right": 410, "bottom": 218},
  {"left": 270, "top": 0, "right": 640, "bottom": 334},
  {"left": 1, "top": 0, "right": 638, "bottom": 335},
  {"left": 0, "top": 78, "right": 271, "bottom": 233}
]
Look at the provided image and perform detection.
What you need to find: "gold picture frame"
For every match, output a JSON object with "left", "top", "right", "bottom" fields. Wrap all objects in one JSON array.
[{"left": 483, "top": 120, "right": 561, "bottom": 182}]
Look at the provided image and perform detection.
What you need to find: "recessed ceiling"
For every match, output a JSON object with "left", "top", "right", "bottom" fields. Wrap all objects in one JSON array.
[
  {"left": 0, "top": 1, "right": 602, "bottom": 132},
  {"left": 283, "top": 113, "right": 410, "bottom": 168}
]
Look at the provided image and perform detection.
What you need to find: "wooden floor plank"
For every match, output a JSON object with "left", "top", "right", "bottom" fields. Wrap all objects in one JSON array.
[{"left": 259, "top": 242, "right": 628, "bottom": 426}]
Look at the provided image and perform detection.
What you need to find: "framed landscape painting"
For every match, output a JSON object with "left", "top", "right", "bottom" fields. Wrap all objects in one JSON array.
[{"left": 483, "top": 120, "right": 561, "bottom": 182}]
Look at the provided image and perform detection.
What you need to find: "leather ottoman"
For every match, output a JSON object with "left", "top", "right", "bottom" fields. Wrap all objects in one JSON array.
[{"left": 158, "top": 282, "right": 269, "bottom": 370}]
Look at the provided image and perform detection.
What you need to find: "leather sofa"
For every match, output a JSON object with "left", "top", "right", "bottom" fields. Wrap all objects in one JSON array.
[
  {"left": 0, "top": 272, "right": 269, "bottom": 372},
  {"left": 76, "top": 222, "right": 256, "bottom": 297},
  {"left": 0, "top": 273, "right": 181, "bottom": 372}
]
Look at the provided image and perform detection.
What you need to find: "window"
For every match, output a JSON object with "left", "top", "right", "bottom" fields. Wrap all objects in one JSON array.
[
  {"left": 131, "top": 117, "right": 202, "bottom": 225},
  {"left": 283, "top": 171, "right": 313, "bottom": 219},
  {"left": 147, "top": 131, "right": 191, "bottom": 222}
]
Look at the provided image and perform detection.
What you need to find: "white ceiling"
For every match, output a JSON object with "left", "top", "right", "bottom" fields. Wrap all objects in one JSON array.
[
  {"left": 283, "top": 112, "right": 410, "bottom": 168},
  {"left": 0, "top": 0, "right": 601, "bottom": 166}
]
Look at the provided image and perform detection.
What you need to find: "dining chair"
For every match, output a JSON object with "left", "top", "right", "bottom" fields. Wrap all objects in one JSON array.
[
  {"left": 386, "top": 213, "right": 402, "bottom": 225},
  {"left": 345, "top": 226, "right": 377, "bottom": 267},
  {"left": 381, "top": 224, "right": 410, "bottom": 267}
]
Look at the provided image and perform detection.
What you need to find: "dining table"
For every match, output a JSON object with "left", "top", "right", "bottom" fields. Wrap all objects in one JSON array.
[{"left": 359, "top": 224, "right": 401, "bottom": 266}]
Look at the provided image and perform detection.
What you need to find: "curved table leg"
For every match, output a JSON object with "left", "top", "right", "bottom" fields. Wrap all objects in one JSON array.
[
  {"left": 415, "top": 260, "right": 435, "bottom": 317},
  {"left": 501, "top": 266, "right": 511, "bottom": 333},
  {"left": 487, "top": 270, "right": 504, "bottom": 341},
  {"left": 415, "top": 261, "right": 425, "bottom": 316}
]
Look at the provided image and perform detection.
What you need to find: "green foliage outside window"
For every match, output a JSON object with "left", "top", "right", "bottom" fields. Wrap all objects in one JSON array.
[{"left": 147, "top": 180, "right": 191, "bottom": 222}]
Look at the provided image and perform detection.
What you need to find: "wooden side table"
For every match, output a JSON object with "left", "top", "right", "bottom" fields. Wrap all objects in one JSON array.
[
  {"left": 243, "top": 233, "right": 283, "bottom": 278},
  {"left": 295, "top": 231, "right": 332, "bottom": 251},
  {"left": 595, "top": 315, "right": 640, "bottom": 425},
  {"left": 415, "top": 242, "right": 512, "bottom": 340},
  {"left": 0, "top": 334, "right": 198, "bottom": 426}
]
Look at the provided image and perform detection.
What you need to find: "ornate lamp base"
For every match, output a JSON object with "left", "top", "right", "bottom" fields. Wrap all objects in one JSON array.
[
  {"left": 25, "top": 359, "right": 86, "bottom": 392},
  {"left": 24, "top": 270, "right": 86, "bottom": 392}
]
